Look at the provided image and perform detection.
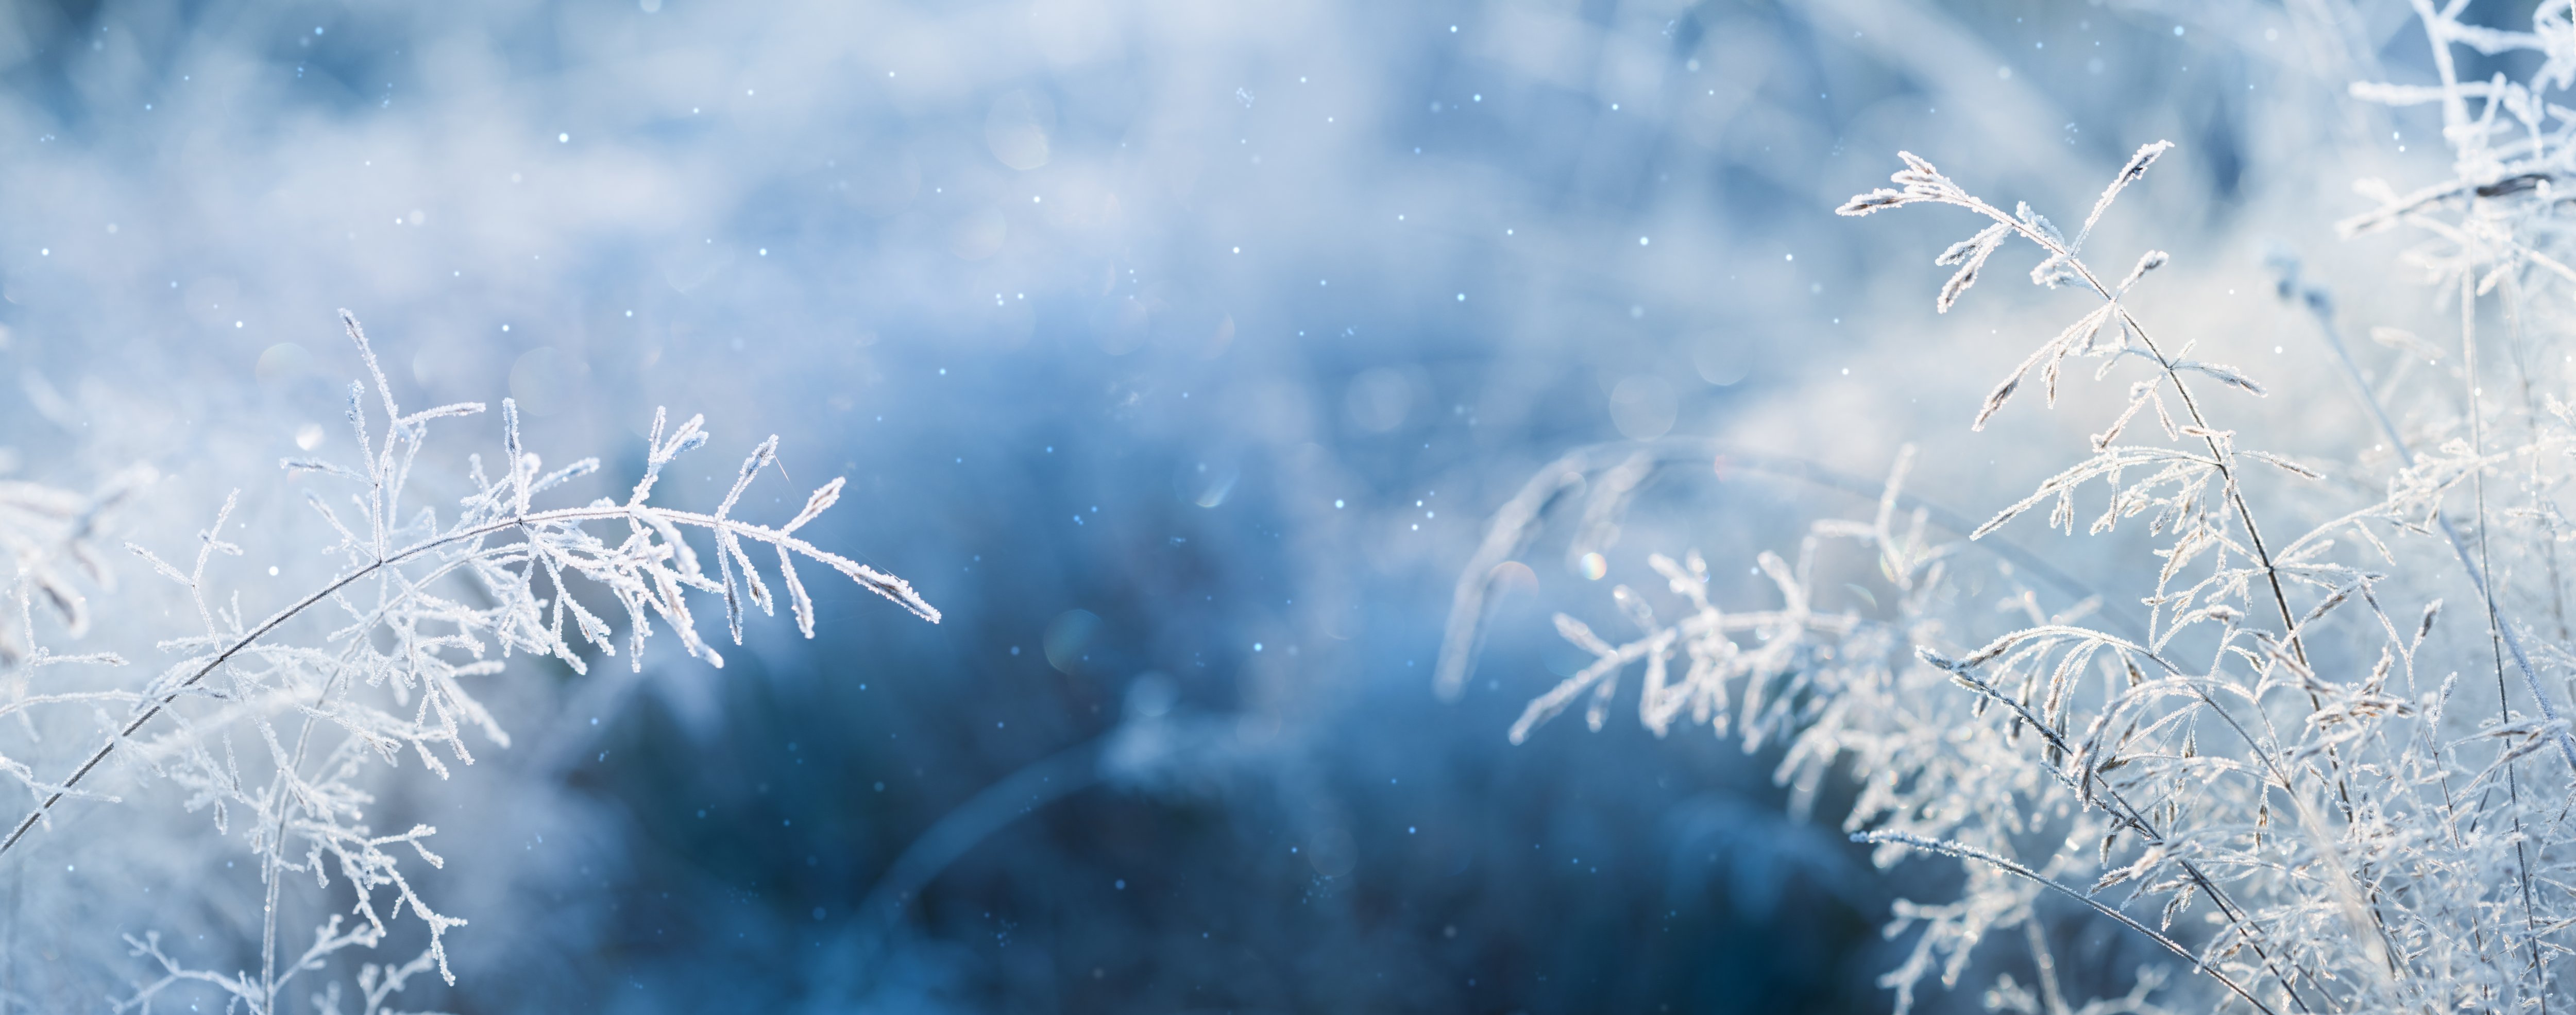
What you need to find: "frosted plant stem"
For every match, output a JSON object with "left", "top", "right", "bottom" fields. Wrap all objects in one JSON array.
[
  {"left": 1858, "top": 831, "right": 2278, "bottom": 1015},
  {"left": 1953, "top": 196, "right": 2314, "bottom": 675},
  {"left": 2307, "top": 276, "right": 2555, "bottom": 997},
  {"left": 1940, "top": 655, "right": 2324, "bottom": 1012},
  {"left": 2297, "top": 260, "right": 2555, "bottom": 1003},
  {"left": 2497, "top": 275, "right": 2570, "bottom": 642},
  {"left": 1433, "top": 439, "right": 2143, "bottom": 701},
  {"left": 247, "top": 566, "right": 381, "bottom": 1013},
  {"left": 0, "top": 502, "right": 909, "bottom": 856},
  {"left": 1945, "top": 194, "right": 2374, "bottom": 836},
  {"left": 257, "top": 732, "right": 292, "bottom": 1013},
  {"left": 2291, "top": 278, "right": 2576, "bottom": 776},
  {"left": 2380, "top": 604, "right": 2503, "bottom": 999},
  {"left": 1839, "top": 147, "right": 2448, "bottom": 1005},
  {"left": 258, "top": 676, "right": 342, "bottom": 1014},
  {"left": 1996, "top": 214, "right": 2414, "bottom": 989},
  {"left": 2458, "top": 270, "right": 2549, "bottom": 1004},
  {"left": 2393, "top": 56, "right": 2575, "bottom": 1002},
  {"left": 0, "top": 315, "right": 942, "bottom": 1006},
  {"left": 1447, "top": 430, "right": 2324, "bottom": 1005}
]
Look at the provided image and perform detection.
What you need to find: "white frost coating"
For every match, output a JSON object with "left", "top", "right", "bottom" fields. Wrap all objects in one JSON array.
[
  {"left": 1451, "top": 6, "right": 2576, "bottom": 1007},
  {"left": 0, "top": 311, "right": 935, "bottom": 1014}
]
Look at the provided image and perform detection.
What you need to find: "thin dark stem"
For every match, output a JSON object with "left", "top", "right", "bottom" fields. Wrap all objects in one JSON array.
[
  {"left": 1960, "top": 197, "right": 2312, "bottom": 674},
  {"left": 2289, "top": 272, "right": 2576, "bottom": 774},
  {"left": 1858, "top": 831, "right": 2279, "bottom": 1015},
  {"left": 0, "top": 503, "right": 876, "bottom": 856},
  {"left": 1940, "top": 649, "right": 2325, "bottom": 1013},
  {"left": 2459, "top": 270, "right": 2550, "bottom": 1003},
  {"left": 2291, "top": 260, "right": 2557, "bottom": 1009},
  {"left": 1967, "top": 201, "right": 2400, "bottom": 1003}
]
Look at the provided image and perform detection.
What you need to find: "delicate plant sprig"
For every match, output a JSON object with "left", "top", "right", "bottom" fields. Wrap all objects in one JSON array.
[
  {"left": 1458, "top": 60, "right": 2576, "bottom": 1007},
  {"left": 1830, "top": 146, "right": 2459, "bottom": 1009},
  {"left": 11, "top": 311, "right": 936, "bottom": 1013}
]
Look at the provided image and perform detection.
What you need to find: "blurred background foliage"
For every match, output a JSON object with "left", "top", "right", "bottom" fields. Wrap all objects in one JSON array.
[{"left": 0, "top": 0, "right": 2477, "bottom": 1010}]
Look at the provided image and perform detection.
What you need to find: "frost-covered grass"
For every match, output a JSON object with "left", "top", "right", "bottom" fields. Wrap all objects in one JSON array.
[
  {"left": 0, "top": 314, "right": 935, "bottom": 1013},
  {"left": 1449, "top": 3, "right": 2576, "bottom": 1011}
]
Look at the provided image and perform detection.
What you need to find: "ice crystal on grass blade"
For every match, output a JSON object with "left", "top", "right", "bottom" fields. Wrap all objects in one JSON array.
[
  {"left": 1452, "top": 6, "right": 2576, "bottom": 1006},
  {"left": 10, "top": 312, "right": 935, "bottom": 1013}
]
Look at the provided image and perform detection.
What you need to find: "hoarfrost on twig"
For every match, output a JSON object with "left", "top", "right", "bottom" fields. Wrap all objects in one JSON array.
[
  {"left": 1459, "top": 18, "right": 2576, "bottom": 1002},
  {"left": 15, "top": 311, "right": 938, "bottom": 1013}
]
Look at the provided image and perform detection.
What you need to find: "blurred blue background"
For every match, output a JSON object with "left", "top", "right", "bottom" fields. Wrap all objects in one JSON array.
[{"left": 0, "top": 0, "right": 2434, "bottom": 1010}]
